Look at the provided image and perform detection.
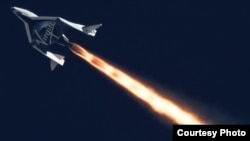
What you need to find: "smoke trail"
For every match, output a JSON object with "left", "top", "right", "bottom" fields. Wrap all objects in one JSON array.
[{"left": 68, "top": 42, "right": 208, "bottom": 125}]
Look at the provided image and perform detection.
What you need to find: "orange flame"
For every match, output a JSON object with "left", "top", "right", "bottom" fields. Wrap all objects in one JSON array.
[{"left": 69, "top": 43, "right": 207, "bottom": 125}]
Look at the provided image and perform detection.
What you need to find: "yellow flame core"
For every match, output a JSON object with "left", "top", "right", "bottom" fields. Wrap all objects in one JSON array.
[{"left": 69, "top": 43, "right": 206, "bottom": 125}]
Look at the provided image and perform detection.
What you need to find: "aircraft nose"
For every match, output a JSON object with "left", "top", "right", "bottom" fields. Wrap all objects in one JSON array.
[
  {"left": 10, "top": 7, "right": 20, "bottom": 17},
  {"left": 10, "top": 7, "right": 16, "bottom": 11}
]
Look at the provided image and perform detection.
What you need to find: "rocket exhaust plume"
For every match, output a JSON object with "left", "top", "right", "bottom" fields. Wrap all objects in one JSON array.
[{"left": 68, "top": 42, "right": 207, "bottom": 125}]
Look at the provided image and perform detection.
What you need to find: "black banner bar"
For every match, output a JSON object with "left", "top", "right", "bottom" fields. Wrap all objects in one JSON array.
[{"left": 173, "top": 125, "right": 250, "bottom": 141}]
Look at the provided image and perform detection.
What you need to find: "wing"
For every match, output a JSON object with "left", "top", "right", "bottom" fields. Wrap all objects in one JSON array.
[
  {"left": 58, "top": 17, "right": 102, "bottom": 37},
  {"left": 58, "top": 17, "right": 85, "bottom": 32},
  {"left": 30, "top": 16, "right": 58, "bottom": 20}
]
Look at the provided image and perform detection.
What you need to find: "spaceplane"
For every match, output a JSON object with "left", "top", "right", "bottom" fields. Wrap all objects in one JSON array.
[{"left": 11, "top": 6, "right": 102, "bottom": 71}]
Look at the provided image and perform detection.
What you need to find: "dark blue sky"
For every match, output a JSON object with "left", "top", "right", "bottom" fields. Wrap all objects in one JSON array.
[{"left": 1, "top": 1, "right": 250, "bottom": 141}]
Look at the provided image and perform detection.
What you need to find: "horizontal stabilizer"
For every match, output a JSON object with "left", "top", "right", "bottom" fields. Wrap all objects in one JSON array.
[
  {"left": 82, "top": 24, "right": 102, "bottom": 36},
  {"left": 54, "top": 53, "right": 65, "bottom": 60}
]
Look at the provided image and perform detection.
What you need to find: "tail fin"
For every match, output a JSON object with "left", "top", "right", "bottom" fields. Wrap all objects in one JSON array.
[
  {"left": 82, "top": 24, "right": 102, "bottom": 37},
  {"left": 50, "top": 60, "right": 58, "bottom": 71},
  {"left": 46, "top": 51, "right": 65, "bottom": 71}
]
